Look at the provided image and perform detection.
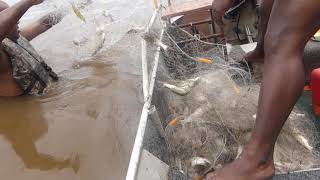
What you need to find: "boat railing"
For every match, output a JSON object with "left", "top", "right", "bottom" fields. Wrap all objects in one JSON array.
[{"left": 126, "top": 1, "right": 164, "bottom": 179}]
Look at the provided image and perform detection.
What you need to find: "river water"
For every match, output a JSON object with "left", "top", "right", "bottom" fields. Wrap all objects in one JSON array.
[{"left": 1, "top": 0, "right": 153, "bottom": 179}]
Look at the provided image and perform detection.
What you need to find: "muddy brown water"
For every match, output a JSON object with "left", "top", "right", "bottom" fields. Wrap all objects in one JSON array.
[{"left": 0, "top": 16, "right": 145, "bottom": 180}]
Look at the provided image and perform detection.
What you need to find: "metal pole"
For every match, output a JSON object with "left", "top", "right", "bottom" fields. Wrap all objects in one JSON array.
[
  {"left": 141, "top": 39, "right": 149, "bottom": 102},
  {"left": 126, "top": 29, "right": 164, "bottom": 180}
]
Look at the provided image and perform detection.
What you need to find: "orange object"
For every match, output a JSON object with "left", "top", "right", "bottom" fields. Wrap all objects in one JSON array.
[
  {"left": 168, "top": 118, "right": 178, "bottom": 126},
  {"left": 311, "top": 68, "right": 320, "bottom": 116},
  {"left": 196, "top": 58, "right": 214, "bottom": 64}
]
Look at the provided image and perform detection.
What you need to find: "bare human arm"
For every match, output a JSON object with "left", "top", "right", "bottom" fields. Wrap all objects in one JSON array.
[
  {"left": 20, "top": 10, "right": 65, "bottom": 41},
  {"left": 0, "top": 0, "right": 44, "bottom": 42}
]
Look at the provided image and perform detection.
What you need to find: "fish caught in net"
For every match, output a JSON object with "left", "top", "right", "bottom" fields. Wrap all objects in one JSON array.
[{"left": 155, "top": 25, "right": 320, "bottom": 178}]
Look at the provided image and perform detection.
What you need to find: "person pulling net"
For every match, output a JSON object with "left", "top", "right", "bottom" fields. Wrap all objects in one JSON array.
[{"left": 154, "top": 11, "right": 320, "bottom": 179}]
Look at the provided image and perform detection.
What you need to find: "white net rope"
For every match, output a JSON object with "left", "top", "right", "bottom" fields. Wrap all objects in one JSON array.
[{"left": 157, "top": 23, "right": 320, "bottom": 178}]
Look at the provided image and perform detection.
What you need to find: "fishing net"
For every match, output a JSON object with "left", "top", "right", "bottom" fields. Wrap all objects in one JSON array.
[{"left": 154, "top": 22, "right": 320, "bottom": 178}]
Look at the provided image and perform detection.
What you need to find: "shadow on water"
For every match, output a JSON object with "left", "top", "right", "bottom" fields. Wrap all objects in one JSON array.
[{"left": 0, "top": 97, "right": 80, "bottom": 172}]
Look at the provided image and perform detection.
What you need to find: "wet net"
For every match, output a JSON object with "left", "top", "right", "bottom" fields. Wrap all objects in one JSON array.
[{"left": 154, "top": 18, "right": 320, "bottom": 178}]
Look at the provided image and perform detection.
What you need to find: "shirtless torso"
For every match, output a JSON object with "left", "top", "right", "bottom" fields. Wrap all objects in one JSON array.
[{"left": 0, "top": 49, "right": 22, "bottom": 96}]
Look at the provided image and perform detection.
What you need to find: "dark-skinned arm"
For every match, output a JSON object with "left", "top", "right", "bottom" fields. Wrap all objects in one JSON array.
[
  {"left": 0, "top": 0, "right": 43, "bottom": 42},
  {"left": 20, "top": 10, "right": 65, "bottom": 41}
]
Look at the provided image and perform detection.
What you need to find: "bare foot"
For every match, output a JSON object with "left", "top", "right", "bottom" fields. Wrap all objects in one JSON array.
[
  {"left": 204, "top": 154, "right": 275, "bottom": 180},
  {"left": 243, "top": 47, "right": 265, "bottom": 63}
]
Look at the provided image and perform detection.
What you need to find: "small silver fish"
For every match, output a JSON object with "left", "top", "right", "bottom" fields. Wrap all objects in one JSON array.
[
  {"left": 163, "top": 77, "right": 200, "bottom": 96},
  {"left": 292, "top": 128, "right": 313, "bottom": 151},
  {"left": 191, "top": 157, "right": 212, "bottom": 170}
]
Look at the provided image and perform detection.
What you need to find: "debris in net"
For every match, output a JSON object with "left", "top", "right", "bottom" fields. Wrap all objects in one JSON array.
[
  {"left": 71, "top": 2, "right": 86, "bottom": 22},
  {"left": 141, "top": 31, "right": 168, "bottom": 50},
  {"left": 163, "top": 77, "right": 200, "bottom": 95},
  {"left": 141, "top": 31, "right": 157, "bottom": 44}
]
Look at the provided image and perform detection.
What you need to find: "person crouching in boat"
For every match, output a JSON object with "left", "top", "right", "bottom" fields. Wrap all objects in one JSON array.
[{"left": 0, "top": 0, "right": 63, "bottom": 96}]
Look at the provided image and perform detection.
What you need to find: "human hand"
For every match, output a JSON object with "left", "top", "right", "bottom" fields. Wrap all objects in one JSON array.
[{"left": 212, "top": 0, "right": 235, "bottom": 26}]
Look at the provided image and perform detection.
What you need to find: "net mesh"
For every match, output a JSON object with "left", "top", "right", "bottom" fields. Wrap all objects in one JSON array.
[{"left": 155, "top": 22, "right": 320, "bottom": 178}]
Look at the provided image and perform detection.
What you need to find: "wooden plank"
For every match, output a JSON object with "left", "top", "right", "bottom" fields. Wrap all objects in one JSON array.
[{"left": 162, "top": 0, "right": 212, "bottom": 18}]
